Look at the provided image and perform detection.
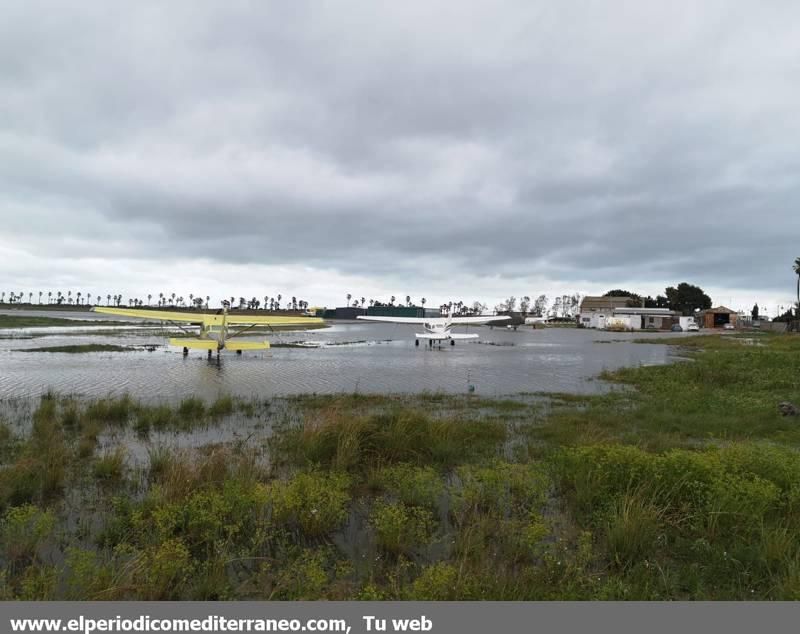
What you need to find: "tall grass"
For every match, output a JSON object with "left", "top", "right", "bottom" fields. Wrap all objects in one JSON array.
[{"left": 275, "top": 407, "right": 505, "bottom": 471}]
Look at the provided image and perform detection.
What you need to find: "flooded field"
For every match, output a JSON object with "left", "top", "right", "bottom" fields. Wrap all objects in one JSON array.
[
  {"left": 0, "top": 310, "right": 686, "bottom": 399},
  {"left": 2, "top": 311, "right": 798, "bottom": 600}
]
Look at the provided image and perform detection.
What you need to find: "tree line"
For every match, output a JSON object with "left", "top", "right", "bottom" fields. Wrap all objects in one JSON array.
[
  {"left": 494, "top": 294, "right": 583, "bottom": 319},
  {"left": 0, "top": 291, "right": 311, "bottom": 312}
]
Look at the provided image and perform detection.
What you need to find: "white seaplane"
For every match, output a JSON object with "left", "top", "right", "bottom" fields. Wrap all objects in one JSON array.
[
  {"left": 356, "top": 312, "right": 510, "bottom": 346},
  {"left": 91, "top": 306, "right": 324, "bottom": 357}
]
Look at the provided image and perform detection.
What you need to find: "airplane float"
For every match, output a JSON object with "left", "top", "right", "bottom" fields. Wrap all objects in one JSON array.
[
  {"left": 355, "top": 312, "right": 510, "bottom": 346},
  {"left": 91, "top": 306, "right": 324, "bottom": 358}
]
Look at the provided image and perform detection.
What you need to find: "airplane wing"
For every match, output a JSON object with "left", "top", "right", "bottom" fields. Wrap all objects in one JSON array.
[
  {"left": 450, "top": 315, "right": 511, "bottom": 325},
  {"left": 91, "top": 306, "right": 323, "bottom": 326},
  {"left": 356, "top": 315, "right": 428, "bottom": 324}
]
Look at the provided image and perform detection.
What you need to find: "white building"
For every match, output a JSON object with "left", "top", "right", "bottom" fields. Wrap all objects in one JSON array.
[{"left": 578, "top": 296, "right": 679, "bottom": 330}]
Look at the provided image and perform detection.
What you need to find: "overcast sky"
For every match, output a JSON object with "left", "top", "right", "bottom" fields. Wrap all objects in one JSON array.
[{"left": 1, "top": 1, "right": 799, "bottom": 315}]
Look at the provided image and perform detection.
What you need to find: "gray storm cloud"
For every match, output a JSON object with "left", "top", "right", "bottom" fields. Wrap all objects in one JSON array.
[{"left": 1, "top": 0, "right": 799, "bottom": 305}]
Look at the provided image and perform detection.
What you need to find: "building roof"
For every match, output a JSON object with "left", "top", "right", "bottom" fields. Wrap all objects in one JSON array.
[
  {"left": 613, "top": 307, "right": 677, "bottom": 315},
  {"left": 702, "top": 306, "right": 737, "bottom": 314},
  {"left": 580, "top": 296, "right": 634, "bottom": 312}
]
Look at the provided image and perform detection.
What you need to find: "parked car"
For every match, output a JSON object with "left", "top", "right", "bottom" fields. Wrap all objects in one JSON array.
[
  {"left": 687, "top": 323, "right": 699, "bottom": 332},
  {"left": 671, "top": 324, "right": 683, "bottom": 332}
]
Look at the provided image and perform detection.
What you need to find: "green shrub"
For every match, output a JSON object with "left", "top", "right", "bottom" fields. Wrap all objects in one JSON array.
[
  {"left": 371, "top": 464, "right": 444, "bottom": 509},
  {"left": 64, "top": 548, "right": 117, "bottom": 600},
  {"left": 704, "top": 474, "right": 780, "bottom": 539},
  {"left": 32, "top": 396, "right": 57, "bottom": 426},
  {"left": 135, "top": 405, "right": 174, "bottom": 432},
  {"left": 603, "top": 489, "right": 665, "bottom": 568},
  {"left": 177, "top": 397, "right": 206, "bottom": 426},
  {"left": 147, "top": 446, "right": 174, "bottom": 480},
  {"left": 0, "top": 458, "right": 40, "bottom": 507},
  {"left": 59, "top": 402, "right": 81, "bottom": 430},
  {"left": 209, "top": 396, "right": 235, "bottom": 418},
  {"left": 17, "top": 564, "right": 58, "bottom": 600},
  {"left": 452, "top": 462, "right": 550, "bottom": 522},
  {"left": 1, "top": 505, "right": 55, "bottom": 563},
  {"left": 270, "top": 549, "right": 330, "bottom": 599},
  {"left": 85, "top": 395, "right": 133, "bottom": 425},
  {"left": 270, "top": 472, "right": 351, "bottom": 537},
  {"left": 139, "top": 538, "right": 193, "bottom": 599},
  {"left": 370, "top": 500, "right": 435, "bottom": 555},
  {"left": 0, "top": 416, "right": 67, "bottom": 506},
  {"left": 93, "top": 448, "right": 126, "bottom": 482},
  {"left": 410, "top": 562, "right": 460, "bottom": 600},
  {"left": 718, "top": 444, "right": 800, "bottom": 491}
]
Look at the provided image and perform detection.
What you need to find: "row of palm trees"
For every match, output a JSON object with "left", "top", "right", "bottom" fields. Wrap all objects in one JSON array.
[
  {"left": 1, "top": 289, "right": 489, "bottom": 316},
  {"left": 342, "top": 294, "right": 489, "bottom": 315},
  {"left": 0, "top": 291, "right": 311, "bottom": 312},
  {"left": 344, "top": 294, "right": 428, "bottom": 309}
]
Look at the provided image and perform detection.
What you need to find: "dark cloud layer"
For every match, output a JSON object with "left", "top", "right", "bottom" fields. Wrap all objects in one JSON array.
[{"left": 1, "top": 1, "right": 799, "bottom": 308}]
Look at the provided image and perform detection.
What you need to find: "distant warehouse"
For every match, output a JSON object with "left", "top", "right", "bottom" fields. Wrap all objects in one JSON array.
[
  {"left": 578, "top": 296, "right": 678, "bottom": 330},
  {"left": 606, "top": 307, "right": 679, "bottom": 330},
  {"left": 324, "top": 306, "right": 442, "bottom": 319}
]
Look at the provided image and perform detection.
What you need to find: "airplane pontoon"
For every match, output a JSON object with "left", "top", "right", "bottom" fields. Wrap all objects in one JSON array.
[
  {"left": 91, "top": 307, "right": 324, "bottom": 357},
  {"left": 355, "top": 312, "right": 510, "bottom": 346}
]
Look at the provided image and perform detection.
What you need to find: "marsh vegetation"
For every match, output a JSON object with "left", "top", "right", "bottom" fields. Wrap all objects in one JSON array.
[
  {"left": 1, "top": 334, "right": 799, "bottom": 599},
  {"left": 0, "top": 315, "right": 125, "bottom": 329}
]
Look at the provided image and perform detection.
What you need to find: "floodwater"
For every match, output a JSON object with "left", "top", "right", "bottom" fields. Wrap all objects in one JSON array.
[{"left": 0, "top": 310, "right": 687, "bottom": 399}]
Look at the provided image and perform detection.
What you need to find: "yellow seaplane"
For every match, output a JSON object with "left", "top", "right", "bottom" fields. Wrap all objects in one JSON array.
[{"left": 91, "top": 306, "right": 324, "bottom": 358}]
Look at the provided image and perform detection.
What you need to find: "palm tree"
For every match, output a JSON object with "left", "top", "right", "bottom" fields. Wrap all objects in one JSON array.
[
  {"left": 406, "top": 295, "right": 411, "bottom": 307},
  {"left": 390, "top": 295, "right": 396, "bottom": 306},
  {"left": 47, "top": 291, "right": 52, "bottom": 304},
  {"left": 206, "top": 296, "right": 210, "bottom": 309},
  {"left": 794, "top": 257, "right": 800, "bottom": 317},
  {"left": 346, "top": 293, "right": 352, "bottom": 307}
]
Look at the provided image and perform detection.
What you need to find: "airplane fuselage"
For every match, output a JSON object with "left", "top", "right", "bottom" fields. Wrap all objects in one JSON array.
[{"left": 420, "top": 321, "right": 452, "bottom": 339}]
